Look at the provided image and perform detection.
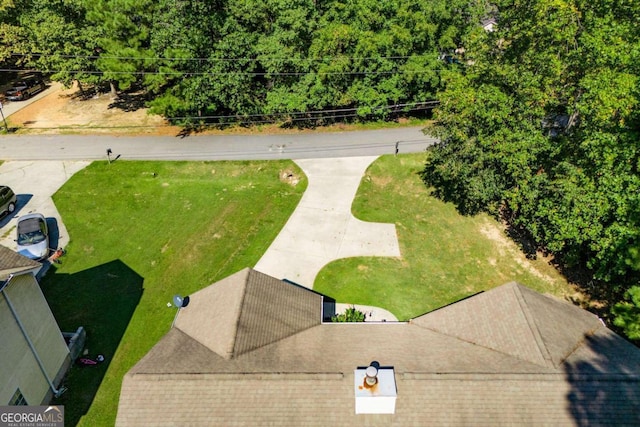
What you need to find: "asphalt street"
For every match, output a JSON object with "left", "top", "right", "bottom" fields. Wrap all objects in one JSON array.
[{"left": 0, "top": 127, "right": 436, "bottom": 161}]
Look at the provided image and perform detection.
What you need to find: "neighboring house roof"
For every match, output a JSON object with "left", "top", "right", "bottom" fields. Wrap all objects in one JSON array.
[
  {"left": 0, "top": 244, "right": 42, "bottom": 281},
  {"left": 481, "top": 17, "right": 497, "bottom": 32},
  {"left": 116, "top": 269, "right": 640, "bottom": 426}
]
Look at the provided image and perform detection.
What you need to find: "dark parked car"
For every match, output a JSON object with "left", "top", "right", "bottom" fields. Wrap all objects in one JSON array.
[
  {"left": 5, "top": 76, "right": 46, "bottom": 101},
  {"left": 0, "top": 186, "right": 17, "bottom": 216}
]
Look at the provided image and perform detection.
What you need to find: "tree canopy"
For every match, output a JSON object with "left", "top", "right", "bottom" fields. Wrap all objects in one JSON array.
[
  {"left": 0, "top": 0, "right": 483, "bottom": 124},
  {"left": 2, "top": 0, "right": 640, "bottom": 340},
  {"left": 422, "top": 0, "right": 640, "bottom": 324}
]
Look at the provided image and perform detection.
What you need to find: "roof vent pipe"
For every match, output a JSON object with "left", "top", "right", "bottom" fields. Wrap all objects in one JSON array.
[{"left": 364, "top": 365, "right": 378, "bottom": 387}]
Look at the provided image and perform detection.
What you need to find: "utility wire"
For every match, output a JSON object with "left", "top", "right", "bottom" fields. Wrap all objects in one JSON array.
[
  {"left": 0, "top": 67, "right": 442, "bottom": 76},
  {"left": 17, "top": 104, "right": 435, "bottom": 130},
  {"left": 10, "top": 52, "right": 436, "bottom": 63},
  {"left": 167, "top": 101, "right": 438, "bottom": 121}
]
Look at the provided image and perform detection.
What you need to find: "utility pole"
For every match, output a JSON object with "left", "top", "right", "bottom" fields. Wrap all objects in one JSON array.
[{"left": 0, "top": 102, "right": 8, "bottom": 133}]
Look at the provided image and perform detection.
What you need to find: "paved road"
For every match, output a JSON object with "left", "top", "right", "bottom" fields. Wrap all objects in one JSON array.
[{"left": 0, "top": 127, "right": 436, "bottom": 161}]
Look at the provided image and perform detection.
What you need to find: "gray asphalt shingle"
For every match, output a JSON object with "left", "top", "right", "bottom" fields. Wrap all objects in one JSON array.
[{"left": 117, "top": 269, "right": 640, "bottom": 426}]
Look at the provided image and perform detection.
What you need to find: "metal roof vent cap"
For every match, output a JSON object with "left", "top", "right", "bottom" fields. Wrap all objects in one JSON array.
[{"left": 365, "top": 365, "right": 378, "bottom": 387}]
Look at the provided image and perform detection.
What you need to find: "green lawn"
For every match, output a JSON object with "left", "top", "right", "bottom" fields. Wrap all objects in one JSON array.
[
  {"left": 41, "top": 160, "right": 306, "bottom": 426},
  {"left": 314, "top": 154, "right": 572, "bottom": 320},
  {"left": 41, "top": 154, "right": 573, "bottom": 426}
]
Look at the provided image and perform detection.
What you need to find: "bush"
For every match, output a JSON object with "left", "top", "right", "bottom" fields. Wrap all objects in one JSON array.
[{"left": 331, "top": 306, "right": 366, "bottom": 322}]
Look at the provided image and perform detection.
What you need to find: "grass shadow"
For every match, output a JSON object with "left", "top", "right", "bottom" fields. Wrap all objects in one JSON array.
[{"left": 40, "top": 259, "right": 143, "bottom": 426}]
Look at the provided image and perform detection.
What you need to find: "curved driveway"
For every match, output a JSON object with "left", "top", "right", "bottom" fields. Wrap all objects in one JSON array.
[{"left": 254, "top": 156, "right": 401, "bottom": 288}]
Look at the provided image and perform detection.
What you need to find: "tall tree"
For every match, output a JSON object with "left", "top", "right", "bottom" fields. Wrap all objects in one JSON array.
[
  {"left": 422, "top": 0, "right": 640, "bottom": 302},
  {"left": 84, "top": 0, "right": 156, "bottom": 95},
  {"left": 146, "top": 0, "right": 483, "bottom": 125}
]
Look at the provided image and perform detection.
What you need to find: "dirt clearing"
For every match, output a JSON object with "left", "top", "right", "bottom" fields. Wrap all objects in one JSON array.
[
  {"left": 6, "top": 82, "right": 428, "bottom": 137},
  {"left": 7, "top": 82, "right": 179, "bottom": 135}
]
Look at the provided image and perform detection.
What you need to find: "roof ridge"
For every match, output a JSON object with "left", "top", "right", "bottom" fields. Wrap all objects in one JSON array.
[
  {"left": 410, "top": 320, "right": 558, "bottom": 370},
  {"left": 511, "top": 283, "right": 556, "bottom": 369},
  {"left": 228, "top": 268, "right": 252, "bottom": 359}
]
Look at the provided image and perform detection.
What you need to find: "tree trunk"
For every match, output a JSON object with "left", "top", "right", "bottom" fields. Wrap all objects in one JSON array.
[
  {"left": 76, "top": 80, "right": 85, "bottom": 97},
  {"left": 109, "top": 81, "right": 118, "bottom": 99}
]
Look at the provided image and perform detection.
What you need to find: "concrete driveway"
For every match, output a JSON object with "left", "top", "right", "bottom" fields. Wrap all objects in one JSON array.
[
  {"left": 0, "top": 156, "right": 401, "bottom": 320},
  {"left": 0, "top": 126, "right": 417, "bottom": 320},
  {"left": 0, "top": 81, "right": 61, "bottom": 120},
  {"left": 254, "top": 156, "right": 401, "bottom": 288},
  {"left": 0, "top": 161, "right": 90, "bottom": 253}
]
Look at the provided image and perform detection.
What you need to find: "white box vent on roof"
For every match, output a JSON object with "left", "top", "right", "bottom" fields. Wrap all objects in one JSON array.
[{"left": 354, "top": 363, "right": 397, "bottom": 414}]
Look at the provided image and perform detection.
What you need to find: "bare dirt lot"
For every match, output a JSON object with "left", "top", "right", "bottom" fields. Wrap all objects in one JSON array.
[
  {"left": 6, "top": 82, "right": 424, "bottom": 137},
  {"left": 7, "top": 82, "right": 180, "bottom": 135}
]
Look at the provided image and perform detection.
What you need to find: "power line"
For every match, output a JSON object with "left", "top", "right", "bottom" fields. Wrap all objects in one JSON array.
[
  {"left": 10, "top": 52, "right": 436, "bottom": 63},
  {"left": 0, "top": 67, "right": 442, "bottom": 77},
  {"left": 167, "top": 102, "right": 439, "bottom": 121},
  {"left": 15, "top": 104, "right": 436, "bottom": 130}
]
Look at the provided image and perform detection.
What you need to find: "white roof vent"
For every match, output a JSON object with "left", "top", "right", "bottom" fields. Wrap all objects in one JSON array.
[{"left": 354, "top": 362, "right": 397, "bottom": 414}]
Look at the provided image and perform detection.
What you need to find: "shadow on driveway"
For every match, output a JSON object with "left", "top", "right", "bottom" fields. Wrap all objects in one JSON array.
[{"left": 0, "top": 194, "right": 32, "bottom": 227}]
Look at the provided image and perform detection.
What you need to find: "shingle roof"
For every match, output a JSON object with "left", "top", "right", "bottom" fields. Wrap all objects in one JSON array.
[
  {"left": 117, "top": 270, "right": 640, "bottom": 426},
  {"left": 173, "top": 268, "right": 323, "bottom": 359},
  {"left": 117, "top": 373, "right": 640, "bottom": 426},
  {"left": 410, "top": 282, "right": 603, "bottom": 368},
  {"left": 0, "top": 244, "right": 41, "bottom": 281}
]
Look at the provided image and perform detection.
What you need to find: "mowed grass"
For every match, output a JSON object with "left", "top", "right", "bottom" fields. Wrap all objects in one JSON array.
[
  {"left": 41, "top": 160, "right": 306, "bottom": 427},
  {"left": 41, "top": 154, "right": 573, "bottom": 425},
  {"left": 314, "top": 153, "right": 572, "bottom": 320}
]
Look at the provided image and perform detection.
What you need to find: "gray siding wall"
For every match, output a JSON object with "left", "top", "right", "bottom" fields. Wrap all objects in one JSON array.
[{"left": 0, "top": 273, "right": 70, "bottom": 404}]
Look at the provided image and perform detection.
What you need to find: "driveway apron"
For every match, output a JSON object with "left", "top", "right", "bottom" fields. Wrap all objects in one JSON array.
[
  {"left": 254, "top": 156, "right": 401, "bottom": 288},
  {"left": 0, "top": 161, "right": 90, "bottom": 251}
]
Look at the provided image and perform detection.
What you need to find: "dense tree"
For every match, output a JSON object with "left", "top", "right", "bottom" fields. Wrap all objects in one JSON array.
[
  {"left": 0, "top": 0, "right": 25, "bottom": 67},
  {"left": 148, "top": 0, "right": 321, "bottom": 123},
  {"left": 144, "top": 0, "right": 484, "bottom": 124},
  {"left": 422, "top": 0, "right": 640, "bottom": 307},
  {"left": 2, "top": 0, "right": 485, "bottom": 123},
  {"left": 612, "top": 248, "right": 640, "bottom": 340},
  {"left": 0, "top": 0, "right": 101, "bottom": 88},
  {"left": 84, "top": 0, "right": 156, "bottom": 94},
  {"left": 145, "top": 0, "right": 226, "bottom": 119},
  {"left": 613, "top": 286, "right": 640, "bottom": 340}
]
